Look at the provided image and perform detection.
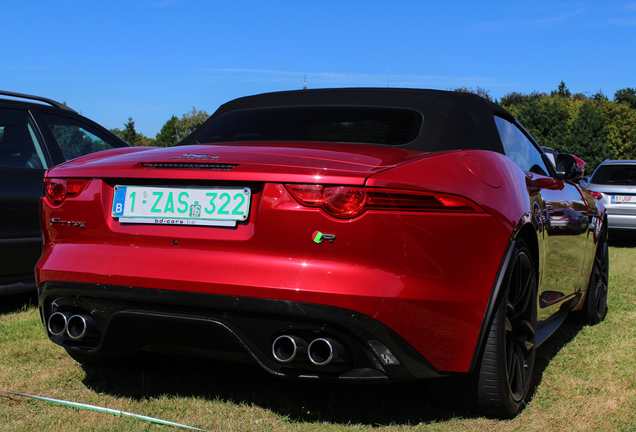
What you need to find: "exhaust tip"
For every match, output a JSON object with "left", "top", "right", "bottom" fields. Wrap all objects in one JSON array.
[
  {"left": 272, "top": 335, "right": 306, "bottom": 363},
  {"left": 308, "top": 338, "right": 335, "bottom": 366},
  {"left": 47, "top": 312, "right": 68, "bottom": 337},
  {"left": 67, "top": 315, "right": 89, "bottom": 340}
]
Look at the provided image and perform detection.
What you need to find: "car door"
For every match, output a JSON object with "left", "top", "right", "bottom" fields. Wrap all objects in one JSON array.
[
  {"left": 0, "top": 107, "right": 52, "bottom": 289},
  {"left": 495, "top": 116, "right": 591, "bottom": 323},
  {"left": 1, "top": 104, "right": 127, "bottom": 293}
]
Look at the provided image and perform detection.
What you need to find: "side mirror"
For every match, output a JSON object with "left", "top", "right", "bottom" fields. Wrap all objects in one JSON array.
[{"left": 555, "top": 153, "right": 585, "bottom": 181}]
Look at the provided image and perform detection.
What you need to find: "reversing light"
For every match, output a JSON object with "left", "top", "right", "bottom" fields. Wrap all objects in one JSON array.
[
  {"left": 285, "top": 184, "right": 482, "bottom": 219},
  {"left": 44, "top": 178, "right": 88, "bottom": 205},
  {"left": 588, "top": 190, "right": 602, "bottom": 200}
]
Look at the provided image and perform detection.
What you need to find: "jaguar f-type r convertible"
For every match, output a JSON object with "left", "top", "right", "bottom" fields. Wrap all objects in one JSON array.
[{"left": 36, "top": 88, "right": 608, "bottom": 417}]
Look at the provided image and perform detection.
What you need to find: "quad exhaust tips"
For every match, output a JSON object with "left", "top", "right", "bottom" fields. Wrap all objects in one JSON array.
[
  {"left": 47, "top": 312, "right": 97, "bottom": 340},
  {"left": 272, "top": 335, "right": 346, "bottom": 366}
]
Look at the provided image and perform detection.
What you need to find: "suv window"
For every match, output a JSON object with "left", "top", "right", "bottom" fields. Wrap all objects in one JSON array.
[
  {"left": 41, "top": 113, "right": 120, "bottom": 161},
  {"left": 590, "top": 164, "right": 636, "bottom": 185},
  {"left": 0, "top": 108, "right": 49, "bottom": 169},
  {"left": 495, "top": 116, "right": 550, "bottom": 176}
]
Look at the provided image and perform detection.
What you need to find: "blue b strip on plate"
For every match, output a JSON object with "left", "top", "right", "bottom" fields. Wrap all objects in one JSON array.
[{"left": 112, "top": 186, "right": 127, "bottom": 216}]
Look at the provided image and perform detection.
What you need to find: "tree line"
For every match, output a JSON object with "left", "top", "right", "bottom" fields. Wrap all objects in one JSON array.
[
  {"left": 458, "top": 82, "right": 636, "bottom": 172},
  {"left": 112, "top": 83, "right": 636, "bottom": 173},
  {"left": 110, "top": 107, "right": 209, "bottom": 148}
]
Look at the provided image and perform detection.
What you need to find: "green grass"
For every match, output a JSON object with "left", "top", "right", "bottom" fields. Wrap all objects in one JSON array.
[{"left": 2, "top": 238, "right": 636, "bottom": 431}]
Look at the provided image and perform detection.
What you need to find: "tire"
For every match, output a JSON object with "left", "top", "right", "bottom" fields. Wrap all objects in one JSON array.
[
  {"left": 582, "top": 228, "right": 609, "bottom": 325},
  {"left": 474, "top": 238, "right": 537, "bottom": 418}
]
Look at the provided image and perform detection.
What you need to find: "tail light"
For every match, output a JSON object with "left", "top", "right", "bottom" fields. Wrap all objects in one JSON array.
[
  {"left": 287, "top": 185, "right": 367, "bottom": 218},
  {"left": 588, "top": 190, "right": 602, "bottom": 200},
  {"left": 44, "top": 178, "right": 89, "bottom": 205},
  {"left": 285, "top": 184, "right": 483, "bottom": 219}
]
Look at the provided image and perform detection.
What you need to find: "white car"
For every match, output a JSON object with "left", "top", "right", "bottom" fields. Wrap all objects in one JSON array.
[{"left": 586, "top": 160, "right": 636, "bottom": 231}]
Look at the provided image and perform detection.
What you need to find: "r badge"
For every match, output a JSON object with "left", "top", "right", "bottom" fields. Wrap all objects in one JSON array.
[{"left": 312, "top": 231, "right": 336, "bottom": 244}]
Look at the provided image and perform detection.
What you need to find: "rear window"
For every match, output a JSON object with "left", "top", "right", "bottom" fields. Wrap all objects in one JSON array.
[
  {"left": 590, "top": 164, "right": 636, "bottom": 185},
  {"left": 197, "top": 107, "right": 423, "bottom": 146}
]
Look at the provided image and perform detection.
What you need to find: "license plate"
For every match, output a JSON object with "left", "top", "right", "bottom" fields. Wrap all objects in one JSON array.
[
  {"left": 112, "top": 185, "right": 251, "bottom": 226},
  {"left": 612, "top": 195, "right": 636, "bottom": 204}
]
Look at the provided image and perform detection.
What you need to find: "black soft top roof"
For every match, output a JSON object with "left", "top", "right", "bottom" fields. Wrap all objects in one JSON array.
[{"left": 180, "top": 88, "right": 514, "bottom": 154}]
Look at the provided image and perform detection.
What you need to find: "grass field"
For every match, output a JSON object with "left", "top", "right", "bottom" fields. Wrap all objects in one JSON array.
[{"left": 1, "top": 236, "right": 635, "bottom": 431}]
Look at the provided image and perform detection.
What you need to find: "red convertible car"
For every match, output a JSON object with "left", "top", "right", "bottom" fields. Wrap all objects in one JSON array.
[{"left": 36, "top": 89, "right": 608, "bottom": 417}]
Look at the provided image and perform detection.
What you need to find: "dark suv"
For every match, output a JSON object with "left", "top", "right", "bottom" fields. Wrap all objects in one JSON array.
[{"left": 0, "top": 91, "right": 129, "bottom": 295}]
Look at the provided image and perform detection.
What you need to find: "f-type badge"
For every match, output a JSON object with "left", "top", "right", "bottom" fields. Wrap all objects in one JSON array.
[
  {"left": 312, "top": 231, "right": 336, "bottom": 244},
  {"left": 49, "top": 217, "right": 86, "bottom": 228}
]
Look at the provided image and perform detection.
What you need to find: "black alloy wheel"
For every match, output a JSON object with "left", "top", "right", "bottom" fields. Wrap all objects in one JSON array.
[
  {"left": 583, "top": 228, "right": 609, "bottom": 324},
  {"left": 475, "top": 237, "right": 537, "bottom": 418}
]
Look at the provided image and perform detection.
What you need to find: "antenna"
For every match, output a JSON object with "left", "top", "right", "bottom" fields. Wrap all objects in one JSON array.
[
  {"left": 303, "top": 75, "right": 307, "bottom": 90},
  {"left": 387, "top": 70, "right": 389, "bottom": 88}
]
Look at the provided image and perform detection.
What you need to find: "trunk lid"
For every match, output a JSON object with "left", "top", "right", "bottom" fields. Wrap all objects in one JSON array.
[{"left": 48, "top": 142, "right": 429, "bottom": 184}]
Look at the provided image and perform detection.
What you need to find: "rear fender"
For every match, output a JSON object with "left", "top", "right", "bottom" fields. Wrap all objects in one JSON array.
[
  {"left": 468, "top": 214, "right": 537, "bottom": 372},
  {"left": 365, "top": 149, "right": 531, "bottom": 234}
]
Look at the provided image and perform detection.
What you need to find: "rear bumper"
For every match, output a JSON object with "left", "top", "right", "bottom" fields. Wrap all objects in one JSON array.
[
  {"left": 37, "top": 181, "right": 512, "bottom": 373},
  {"left": 607, "top": 212, "right": 636, "bottom": 230},
  {"left": 38, "top": 281, "right": 444, "bottom": 381}
]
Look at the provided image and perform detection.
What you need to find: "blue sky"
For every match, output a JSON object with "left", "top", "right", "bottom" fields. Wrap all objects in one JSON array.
[{"left": 2, "top": 1, "right": 635, "bottom": 137}]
